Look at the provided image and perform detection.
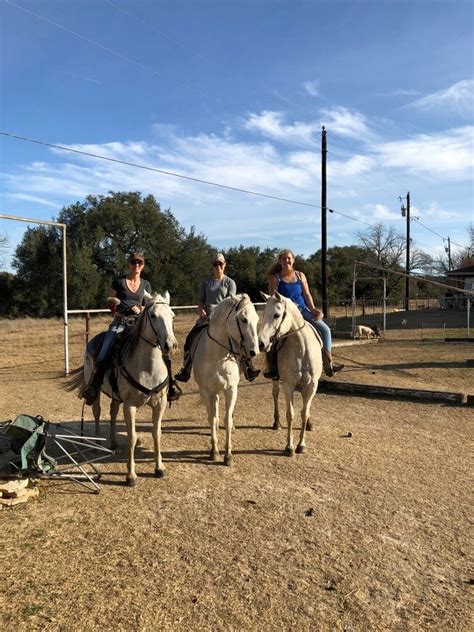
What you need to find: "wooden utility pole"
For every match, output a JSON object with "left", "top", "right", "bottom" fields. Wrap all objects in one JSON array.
[
  {"left": 404, "top": 192, "right": 411, "bottom": 311},
  {"left": 445, "top": 237, "right": 452, "bottom": 270},
  {"left": 321, "top": 126, "right": 328, "bottom": 317}
]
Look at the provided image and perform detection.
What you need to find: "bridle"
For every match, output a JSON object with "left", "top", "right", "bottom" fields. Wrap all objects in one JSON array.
[
  {"left": 269, "top": 301, "right": 306, "bottom": 344},
  {"left": 138, "top": 302, "right": 173, "bottom": 351},
  {"left": 207, "top": 296, "right": 254, "bottom": 359}
]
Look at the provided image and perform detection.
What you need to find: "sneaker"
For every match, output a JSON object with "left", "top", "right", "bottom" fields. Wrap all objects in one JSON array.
[
  {"left": 174, "top": 367, "right": 191, "bottom": 383},
  {"left": 244, "top": 366, "right": 261, "bottom": 382}
]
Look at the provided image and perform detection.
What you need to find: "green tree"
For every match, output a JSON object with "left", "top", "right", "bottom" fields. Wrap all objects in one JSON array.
[{"left": 12, "top": 191, "right": 213, "bottom": 315}]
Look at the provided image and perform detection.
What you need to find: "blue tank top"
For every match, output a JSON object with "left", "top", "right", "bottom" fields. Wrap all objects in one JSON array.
[{"left": 276, "top": 273, "right": 306, "bottom": 309}]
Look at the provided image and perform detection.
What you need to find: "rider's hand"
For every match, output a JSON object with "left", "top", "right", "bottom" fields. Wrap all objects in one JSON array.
[
  {"left": 311, "top": 307, "right": 324, "bottom": 320},
  {"left": 131, "top": 304, "right": 142, "bottom": 315}
]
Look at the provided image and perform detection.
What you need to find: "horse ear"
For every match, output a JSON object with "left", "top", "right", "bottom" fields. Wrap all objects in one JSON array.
[
  {"left": 260, "top": 291, "right": 270, "bottom": 302},
  {"left": 274, "top": 290, "right": 282, "bottom": 301},
  {"left": 143, "top": 291, "right": 154, "bottom": 306},
  {"left": 163, "top": 291, "right": 170, "bottom": 305}
]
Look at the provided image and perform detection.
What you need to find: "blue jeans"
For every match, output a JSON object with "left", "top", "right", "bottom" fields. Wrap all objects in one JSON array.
[
  {"left": 97, "top": 318, "right": 126, "bottom": 363},
  {"left": 301, "top": 307, "right": 331, "bottom": 352}
]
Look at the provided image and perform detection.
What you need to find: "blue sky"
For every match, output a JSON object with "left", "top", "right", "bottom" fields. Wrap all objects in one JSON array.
[{"left": 1, "top": 0, "right": 473, "bottom": 270}]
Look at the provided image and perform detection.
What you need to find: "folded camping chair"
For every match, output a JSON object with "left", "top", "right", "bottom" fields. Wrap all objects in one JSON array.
[{"left": 0, "top": 414, "right": 113, "bottom": 493}]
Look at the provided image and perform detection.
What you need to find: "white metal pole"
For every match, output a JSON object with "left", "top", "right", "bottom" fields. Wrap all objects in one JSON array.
[
  {"left": 62, "top": 225, "right": 69, "bottom": 375},
  {"left": 351, "top": 267, "right": 356, "bottom": 336},
  {"left": 383, "top": 277, "right": 387, "bottom": 335},
  {"left": 467, "top": 297, "right": 471, "bottom": 338}
]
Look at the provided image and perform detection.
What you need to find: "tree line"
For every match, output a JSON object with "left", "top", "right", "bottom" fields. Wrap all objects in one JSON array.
[{"left": 0, "top": 191, "right": 471, "bottom": 317}]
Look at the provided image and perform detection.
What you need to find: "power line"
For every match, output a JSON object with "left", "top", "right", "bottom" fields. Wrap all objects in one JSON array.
[
  {"left": 0, "top": 130, "right": 377, "bottom": 228},
  {"left": 103, "top": 0, "right": 207, "bottom": 62},
  {"left": 412, "top": 218, "right": 466, "bottom": 250},
  {"left": 5, "top": 0, "right": 194, "bottom": 91}
]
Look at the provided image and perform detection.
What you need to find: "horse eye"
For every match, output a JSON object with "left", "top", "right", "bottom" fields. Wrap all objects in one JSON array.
[
  {"left": 241, "top": 317, "right": 248, "bottom": 324},
  {"left": 150, "top": 313, "right": 156, "bottom": 319},
  {"left": 273, "top": 314, "right": 279, "bottom": 319}
]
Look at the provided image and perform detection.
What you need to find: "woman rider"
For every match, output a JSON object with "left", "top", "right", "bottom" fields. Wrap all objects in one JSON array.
[
  {"left": 82, "top": 252, "right": 181, "bottom": 405},
  {"left": 264, "top": 249, "right": 344, "bottom": 379},
  {"left": 175, "top": 252, "right": 260, "bottom": 382}
]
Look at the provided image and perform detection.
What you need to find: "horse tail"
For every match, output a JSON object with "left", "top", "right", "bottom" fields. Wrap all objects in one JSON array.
[{"left": 63, "top": 366, "right": 85, "bottom": 393}]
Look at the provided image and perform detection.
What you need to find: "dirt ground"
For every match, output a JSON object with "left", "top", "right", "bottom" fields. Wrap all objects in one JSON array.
[{"left": 0, "top": 315, "right": 472, "bottom": 631}]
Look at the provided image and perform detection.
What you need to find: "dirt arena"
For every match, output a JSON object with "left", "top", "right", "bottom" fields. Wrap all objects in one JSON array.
[{"left": 1, "top": 314, "right": 472, "bottom": 631}]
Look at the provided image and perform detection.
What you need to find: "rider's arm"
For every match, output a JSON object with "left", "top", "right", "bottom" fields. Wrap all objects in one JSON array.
[
  {"left": 106, "top": 289, "right": 120, "bottom": 314},
  {"left": 300, "top": 272, "right": 324, "bottom": 319},
  {"left": 268, "top": 274, "right": 278, "bottom": 295},
  {"left": 198, "top": 279, "right": 208, "bottom": 320}
]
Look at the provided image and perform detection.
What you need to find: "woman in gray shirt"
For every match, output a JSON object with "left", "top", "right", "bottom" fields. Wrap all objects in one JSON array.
[{"left": 175, "top": 252, "right": 259, "bottom": 382}]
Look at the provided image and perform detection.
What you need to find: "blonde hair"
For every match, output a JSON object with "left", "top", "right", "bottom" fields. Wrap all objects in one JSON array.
[{"left": 267, "top": 249, "right": 295, "bottom": 278}]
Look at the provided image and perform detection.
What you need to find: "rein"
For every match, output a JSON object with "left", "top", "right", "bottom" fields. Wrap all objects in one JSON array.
[
  {"left": 138, "top": 303, "right": 170, "bottom": 349},
  {"left": 271, "top": 305, "right": 306, "bottom": 343},
  {"left": 207, "top": 296, "right": 251, "bottom": 359},
  {"left": 113, "top": 300, "right": 172, "bottom": 400}
]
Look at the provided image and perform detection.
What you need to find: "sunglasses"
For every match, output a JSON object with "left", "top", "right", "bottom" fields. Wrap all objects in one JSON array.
[
  {"left": 130, "top": 259, "right": 143, "bottom": 266},
  {"left": 212, "top": 261, "right": 224, "bottom": 267}
]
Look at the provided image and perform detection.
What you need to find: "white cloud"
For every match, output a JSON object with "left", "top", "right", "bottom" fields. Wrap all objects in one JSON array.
[
  {"left": 319, "top": 106, "right": 373, "bottom": 140},
  {"left": 407, "top": 80, "right": 474, "bottom": 115},
  {"left": 244, "top": 110, "right": 320, "bottom": 147},
  {"left": 303, "top": 80, "right": 320, "bottom": 97},
  {"left": 373, "top": 126, "right": 474, "bottom": 181},
  {"left": 9, "top": 193, "right": 59, "bottom": 208}
]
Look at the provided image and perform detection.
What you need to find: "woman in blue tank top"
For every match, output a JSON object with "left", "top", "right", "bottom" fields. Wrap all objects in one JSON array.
[{"left": 265, "top": 249, "right": 344, "bottom": 378}]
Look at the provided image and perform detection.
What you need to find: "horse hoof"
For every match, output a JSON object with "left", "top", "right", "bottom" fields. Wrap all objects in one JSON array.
[
  {"left": 284, "top": 447, "right": 295, "bottom": 457},
  {"left": 296, "top": 445, "right": 306, "bottom": 454},
  {"left": 306, "top": 421, "right": 313, "bottom": 432},
  {"left": 126, "top": 477, "right": 137, "bottom": 487},
  {"left": 155, "top": 468, "right": 166, "bottom": 478},
  {"left": 224, "top": 455, "right": 233, "bottom": 467},
  {"left": 273, "top": 422, "right": 281, "bottom": 431},
  {"left": 210, "top": 451, "right": 219, "bottom": 462}
]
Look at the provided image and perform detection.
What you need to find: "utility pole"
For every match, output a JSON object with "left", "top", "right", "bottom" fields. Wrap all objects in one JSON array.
[
  {"left": 445, "top": 237, "right": 452, "bottom": 270},
  {"left": 400, "top": 192, "right": 410, "bottom": 311},
  {"left": 321, "top": 126, "right": 328, "bottom": 317}
]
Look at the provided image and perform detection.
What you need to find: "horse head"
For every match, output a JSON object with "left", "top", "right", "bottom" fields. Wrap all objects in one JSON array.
[
  {"left": 141, "top": 291, "right": 178, "bottom": 356},
  {"left": 212, "top": 294, "right": 260, "bottom": 360},
  {"left": 258, "top": 291, "right": 301, "bottom": 351}
]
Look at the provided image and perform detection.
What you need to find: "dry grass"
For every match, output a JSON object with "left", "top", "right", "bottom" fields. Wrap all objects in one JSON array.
[{"left": 0, "top": 316, "right": 472, "bottom": 631}]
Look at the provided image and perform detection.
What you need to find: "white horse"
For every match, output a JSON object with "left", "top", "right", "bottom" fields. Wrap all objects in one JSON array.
[
  {"left": 68, "top": 292, "right": 177, "bottom": 486},
  {"left": 192, "top": 294, "right": 260, "bottom": 466},
  {"left": 258, "top": 292, "right": 322, "bottom": 456}
]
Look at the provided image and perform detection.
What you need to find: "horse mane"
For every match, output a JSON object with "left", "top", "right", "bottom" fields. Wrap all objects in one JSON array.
[
  {"left": 278, "top": 294, "right": 305, "bottom": 328},
  {"left": 209, "top": 293, "right": 250, "bottom": 328}
]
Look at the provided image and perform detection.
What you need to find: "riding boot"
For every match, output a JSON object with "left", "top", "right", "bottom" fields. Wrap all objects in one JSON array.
[
  {"left": 163, "top": 355, "right": 182, "bottom": 402},
  {"left": 174, "top": 353, "right": 192, "bottom": 383},
  {"left": 243, "top": 359, "right": 261, "bottom": 382},
  {"left": 83, "top": 362, "right": 106, "bottom": 405},
  {"left": 322, "top": 349, "right": 344, "bottom": 378},
  {"left": 263, "top": 346, "right": 279, "bottom": 380}
]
